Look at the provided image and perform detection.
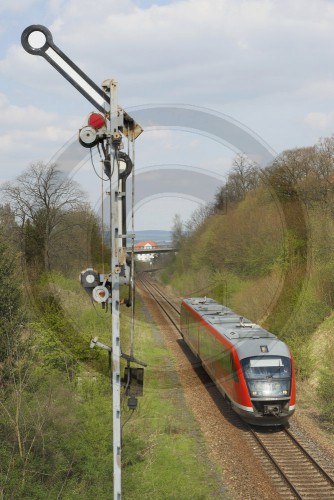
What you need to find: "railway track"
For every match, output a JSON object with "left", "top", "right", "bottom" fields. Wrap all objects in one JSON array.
[
  {"left": 250, "top": 427, "right": 334, "bottom": 499},
  {"left": 137, "top": 272, "right": 181, "bottom": 332},
  {"left": 137, "top": 273, "right": 334, "bottom": 500}
]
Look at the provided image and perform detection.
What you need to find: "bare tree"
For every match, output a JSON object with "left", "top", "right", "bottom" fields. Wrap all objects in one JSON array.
[
  {"left": 1, "top": 162, "right": 87, "bottom": 271},
  {"left": 227, "top": 154, "right": 259, "bottom": 201},
  {"left": 184, "top": 203, "right": 214, "bottom": 233},
  {"left": 214, "top": 154, "right": 260, "bottom": 210}
]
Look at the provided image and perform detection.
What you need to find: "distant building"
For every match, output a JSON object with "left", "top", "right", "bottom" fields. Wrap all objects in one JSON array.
[{"left": 134, "top": 240, "right": 159, "bottom": 262}]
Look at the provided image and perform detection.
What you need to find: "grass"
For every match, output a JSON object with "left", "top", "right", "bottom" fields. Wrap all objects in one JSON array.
[
  {"left": 39, "top": 273, "right": 227, "bottom": 499},
  {"left": 121, "top": 301, "right": 226, "bottom": 500}
]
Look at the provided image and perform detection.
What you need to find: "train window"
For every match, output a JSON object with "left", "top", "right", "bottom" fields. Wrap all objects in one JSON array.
[
  {"left": 241, "top": 356, "right": 291, "bottom": 380},
  {"left": 188, "top": 315, "right": 198, "bottom": 341},
  {"left": 241, "top": 356, "right": 291, "bottom": 398},
  {"left": 219, "top": 350, "right": 230, "bottom": 374},
  {"left": 200, "top": 324, "right": 219, "bottom": 362},
  {"left": 217, "top": 349, "right": 239, "bottom": 382}
]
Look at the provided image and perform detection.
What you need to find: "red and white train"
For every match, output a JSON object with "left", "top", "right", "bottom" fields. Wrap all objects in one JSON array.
[{"left": 180, "top": 297, "right": 295, "bottom": 426}]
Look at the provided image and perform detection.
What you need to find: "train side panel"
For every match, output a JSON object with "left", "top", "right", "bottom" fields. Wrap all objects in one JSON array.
[
  {"left": 198, "top": 319, "right": 251, "bottom": 408},
  {"left": 181, "top": 300, "right": 253, "bottom": 409},
  {"left": 180, "top": 301, "right": 200, "bottom": 356}
]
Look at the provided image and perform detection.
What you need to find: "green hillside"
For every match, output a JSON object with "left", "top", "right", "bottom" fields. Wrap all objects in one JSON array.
[
  {"left": 161, "top": 140, "right": 334, "bottom": 429},
  {"left": 0, "top": 163, "right": 223, "bottom": 498}
]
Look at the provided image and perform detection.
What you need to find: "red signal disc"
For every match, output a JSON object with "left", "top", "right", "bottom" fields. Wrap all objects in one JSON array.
[{"left": 88, "top": 113, "right": 106, "bottom": 129}]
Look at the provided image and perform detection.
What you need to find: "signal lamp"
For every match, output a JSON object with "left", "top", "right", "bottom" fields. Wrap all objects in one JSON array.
[
  {"left": 92, "top": 285, "right": 109, "bottom": 303},
  {"left": 88, "top": 112, "right": 106, "bottom": 129},
  {"left": 80, "top": 268, "right": 99, "bottom": 287}
]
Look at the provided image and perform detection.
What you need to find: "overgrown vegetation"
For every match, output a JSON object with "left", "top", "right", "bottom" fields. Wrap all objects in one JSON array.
[
  {"left": 0, "top": 162, "right": 224, "bottom": 498},
  {"left": 0, "top": 271, "right": 223, "bottom": 498},
  {"left": 164, "top": 141, "right": 334, "bottom": 428},
  {"left": 2, "top": 134, "right": 334, "bottom": 498}
]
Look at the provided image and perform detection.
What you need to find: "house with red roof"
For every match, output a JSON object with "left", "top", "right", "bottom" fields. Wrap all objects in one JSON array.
[{"left": 134, "top": 241, "right": 159, "bottom": 262}]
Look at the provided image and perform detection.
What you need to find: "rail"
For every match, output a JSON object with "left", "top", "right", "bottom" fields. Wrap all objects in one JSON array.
[
  {"left": 250, "top": 427, "right": 334, "bottom": 499},
  {"left": 136, "top": 273, "right": 181, "bottom": 331}
]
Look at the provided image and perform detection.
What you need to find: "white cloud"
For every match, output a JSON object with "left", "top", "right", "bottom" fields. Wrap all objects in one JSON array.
[
  {"left": 2, "top": 0, "right": 334, "bottom": 114},
  {"left": 0, "top": 92, "right": 76, "bottom": 144},
  {"left": 0, "top": 93, "right": 58, "bottom": 126},
  {"left": 2, "top": 0, "right": 334, "bottom": 225},
  {"left": 304, "top": 112, "right": 333, "bottom": 130},
  {"left": 300, "top": 80, "right": 334, "bottom": 99},
  {"left": 0, "top": 92, "right": 81, "bottom": 181},
  {"left": 0, "top": 0, "right": 39, "bottom": 14}
]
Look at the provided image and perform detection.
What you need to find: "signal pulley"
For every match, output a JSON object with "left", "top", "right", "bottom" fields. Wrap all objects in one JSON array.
[{"left": 79, "top": 126, "right": 97, "bottom": 148}]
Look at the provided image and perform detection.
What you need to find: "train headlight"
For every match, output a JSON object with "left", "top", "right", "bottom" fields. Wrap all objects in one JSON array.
[{"left": 262, "top": 383, "right": 272, "bottom": 396}]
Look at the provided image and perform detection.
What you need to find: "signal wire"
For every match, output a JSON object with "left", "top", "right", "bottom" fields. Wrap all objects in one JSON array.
[
  {"left": 101, "top": 149, "right": 105, "bottom": 274},
  {"left": 130, "top": 128, "right": 136, "bottom": 359},
  {"left": 90, "top": 146, "right": 109, "bottom": 181},
  {"left": 121, "top": 409, "right": 135, "bottom": 432},
  {"left": 89, "top": 144, "right": 110, "bottom": 274}
]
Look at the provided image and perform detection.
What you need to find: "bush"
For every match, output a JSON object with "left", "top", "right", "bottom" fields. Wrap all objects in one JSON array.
[
  {"left": 318, "top": 365, "right": 334, "bottom": 427},
  {"left": 0, "top": 238, "right": 24, "bottom": 364}
]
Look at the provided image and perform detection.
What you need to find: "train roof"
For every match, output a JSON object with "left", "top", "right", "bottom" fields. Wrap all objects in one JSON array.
[{"left": 182, "top": 297, "right": 290, "bottom": 360}]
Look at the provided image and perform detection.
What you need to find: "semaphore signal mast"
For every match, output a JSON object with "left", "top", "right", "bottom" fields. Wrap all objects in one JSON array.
[{"left": 21, "top": 25, "right": 146, "bottom": 500}]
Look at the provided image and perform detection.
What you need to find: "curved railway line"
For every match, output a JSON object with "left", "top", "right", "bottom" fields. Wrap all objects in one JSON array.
[{"left": 137, "top": 272, "right": 334, "bottom": 500}]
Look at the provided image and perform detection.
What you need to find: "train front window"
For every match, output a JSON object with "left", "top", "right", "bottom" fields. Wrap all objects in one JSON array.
[
  {"left": 241, "top": 356, "right": 291, "bottom": 398},
  {"left": 242, "top": 356, "right": 291, "bottom": 379}
]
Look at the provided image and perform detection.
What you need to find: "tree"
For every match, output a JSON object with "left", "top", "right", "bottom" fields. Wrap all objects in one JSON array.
[
  {"left": 265, "top": 142, "right": 334, "bottom": 207},
  {"left": 184, "top": 203, "right": 214, "bottom": 234},
  {"left": 0, "top": 238, "right": 23, "bottom": 364},
  {"left": 214, "top": 154, "right": 260, "bottom": 210},
  {"left": 1, "top": 162, "right": 87, "bottom": 272},
  {"left": 0, "top": 204, "right": 19, "bottom": 247},
  {"left": 48, "top": 208, "right": 106, "bottom": 275},
  {"left": 171, "top": 214, "right": 184, "bottom": 248}
]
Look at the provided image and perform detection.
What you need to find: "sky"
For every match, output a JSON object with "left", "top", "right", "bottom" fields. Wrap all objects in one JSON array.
[{"left": 1, "top": 0, "right": 334, "bottom": 230}]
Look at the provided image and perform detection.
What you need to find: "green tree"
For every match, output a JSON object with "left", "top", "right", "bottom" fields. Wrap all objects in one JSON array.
[{"left": 0, "top": 237, "right": 24, "bottom": 364}]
